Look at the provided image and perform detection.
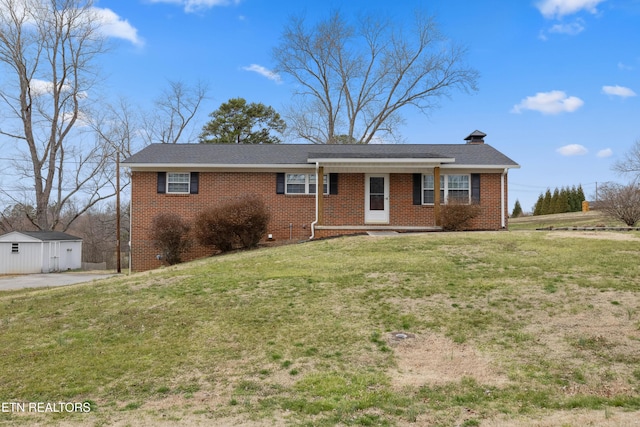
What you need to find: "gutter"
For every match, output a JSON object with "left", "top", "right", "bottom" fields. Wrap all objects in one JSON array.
[{"left": 310, "top": 162, "right": 320, "bottom": 240}]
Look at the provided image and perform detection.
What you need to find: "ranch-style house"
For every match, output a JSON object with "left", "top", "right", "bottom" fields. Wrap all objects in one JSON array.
[{"left": 123, "top": 131, "right": 519, "bottom": 271}]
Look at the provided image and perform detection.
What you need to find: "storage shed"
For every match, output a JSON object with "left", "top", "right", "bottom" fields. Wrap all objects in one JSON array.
[{"left": 0, "top": 231, "right": 83, "bottom": 274}]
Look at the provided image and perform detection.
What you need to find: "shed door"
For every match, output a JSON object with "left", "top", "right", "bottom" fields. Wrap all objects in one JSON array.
[{"left": 365, "top": 174, "right": 389, "bottom": 224}]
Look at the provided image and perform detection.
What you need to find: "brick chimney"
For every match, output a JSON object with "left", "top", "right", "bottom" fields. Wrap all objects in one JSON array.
[{"left": 464, "top": 130, "right": 486, "bottom": 144}]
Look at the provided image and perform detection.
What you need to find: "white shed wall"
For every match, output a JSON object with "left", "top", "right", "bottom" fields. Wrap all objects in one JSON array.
[
  {"left": 0, "top": 236, "right": 83, "bottom": 274},
  {"left": 0, "top": 242, "right": 44, "bottom": 274},
  {"left": 59, "top": 241, "right": 82, "bottom": 271}
]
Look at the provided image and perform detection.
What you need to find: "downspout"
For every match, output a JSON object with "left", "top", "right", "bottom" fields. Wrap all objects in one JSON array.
[
  {"left": 129, "top": 195, "right": 132, "bottom": 275},
  {"left": 310, "top": 162, "right": 319, "bottom": 239},
  {"left": 501, "top": 168, "right": 507, "bottom": 229}
]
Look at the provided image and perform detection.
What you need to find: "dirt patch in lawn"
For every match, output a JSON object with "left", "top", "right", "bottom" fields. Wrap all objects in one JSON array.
[{"left": 389, "top": 331, "right": 509, "bottom": 388}]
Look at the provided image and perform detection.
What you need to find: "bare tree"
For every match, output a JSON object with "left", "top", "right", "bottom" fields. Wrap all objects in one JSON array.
[
  {"left": 597, "top": 182, "right": 640, "bottom": 227},
  {"left": 273, "top": 10, "right": 478, "bottom": 144},
  {"left": 0, "top": 0, "right": 116, "bottom": 231},
  {"left": 142, "top": 80, "right": 209, "bottom": 144},
  {"left": 613, "top": 139, "right": 640, "bottom": 180}
]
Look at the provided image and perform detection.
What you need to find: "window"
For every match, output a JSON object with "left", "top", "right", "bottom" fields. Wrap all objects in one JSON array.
[
  {"left": 422, "top": 174, "right": 470, "bottom": 204},
  {"left": 286, "top": 174, "right": 328, "bottom": 194},
  {"left": 157, "top": 172, "right": 198, "bottom": 194},
  {"left": 167, "top": 172, "right": 190, "bottom": 194},
  {"left": 447, "top": 175, "right": 470, "bottom": 202},
  {"left": 11, "top": 243, "right": 19, "bottom": 254},
  {"left": 423, "top": 175, "right": 444, "bottom": 205}
]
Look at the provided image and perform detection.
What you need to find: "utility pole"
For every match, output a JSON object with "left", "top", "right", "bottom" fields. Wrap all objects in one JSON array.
[{"left": 116, "top": 149, "right": 121, "bottom": 273}]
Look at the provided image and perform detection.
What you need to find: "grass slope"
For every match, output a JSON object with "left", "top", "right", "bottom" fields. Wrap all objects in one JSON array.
[
  {"left": 1, "top": 231, "right": 640, "bottom": 426},
  {"left": 509, "top": 210, "right": 624, "bottom": 230}
]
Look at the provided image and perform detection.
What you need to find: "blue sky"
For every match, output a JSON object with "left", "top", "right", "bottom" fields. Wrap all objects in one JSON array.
[{"left": 7, "top": 0, "right": 640, "bottom": 213}]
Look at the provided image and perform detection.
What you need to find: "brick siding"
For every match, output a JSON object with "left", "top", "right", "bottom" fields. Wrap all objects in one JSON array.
[{"left": 131, "top": 171, "right": 508, "bottom": 271}]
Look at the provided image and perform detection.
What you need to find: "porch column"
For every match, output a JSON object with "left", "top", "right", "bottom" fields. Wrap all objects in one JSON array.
[
  {"left": 317, "top": 166, "right": 324, "bottom": 225},
  {"left": 434, "top": 166, "right": 441, "bottom": 226}
]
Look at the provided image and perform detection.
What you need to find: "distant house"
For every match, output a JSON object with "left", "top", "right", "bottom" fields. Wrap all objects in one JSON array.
[
  {"left": 0, "top": 231, "right": 83, "bottom": 274},
  {"left": 123, "top": 131, "right": 520, "bottom": 272}
]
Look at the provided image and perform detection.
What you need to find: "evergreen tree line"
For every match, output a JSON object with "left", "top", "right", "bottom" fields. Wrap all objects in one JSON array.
[{"left": 533, "top": 185, "right": 586, "bottom": 216}]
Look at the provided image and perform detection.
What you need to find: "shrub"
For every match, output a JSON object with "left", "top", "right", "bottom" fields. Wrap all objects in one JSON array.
[
  {"left": 440, "top": 201, "right": 482, "bottom": 231},
  {"left": 193, "top": 195, "right": 270, "bottom": 253},
  {"left": 150, "top": 213, "right": 191, "bottom": 265}
]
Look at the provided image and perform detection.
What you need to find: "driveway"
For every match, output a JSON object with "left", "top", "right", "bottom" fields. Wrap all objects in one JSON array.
[{"left": 0, "top": 272, "right": 119, "bottom": 291}]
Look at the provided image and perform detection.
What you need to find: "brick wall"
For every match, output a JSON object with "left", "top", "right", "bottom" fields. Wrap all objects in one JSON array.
[{"left": 131, "top": 171, "right": 508, "bottom": 271}]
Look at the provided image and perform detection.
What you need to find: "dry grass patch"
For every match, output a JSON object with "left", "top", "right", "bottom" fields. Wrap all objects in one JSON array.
[
  {"left": 390, "top": 331, "right": 510, "bottom": 388},
  {"left": 545, "top": 230, "right": 640, "bottom": 241}
]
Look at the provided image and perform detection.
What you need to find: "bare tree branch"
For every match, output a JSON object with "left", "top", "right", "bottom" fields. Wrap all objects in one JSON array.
[
  {"left": 273, "top": 9, "right": 478, "bottom": 144},
  {"left": 613, "top": 139, "right": 640, "bottom": 180},
  {"left": 142, "top": 79, "right": 209, "bottom": 144}
]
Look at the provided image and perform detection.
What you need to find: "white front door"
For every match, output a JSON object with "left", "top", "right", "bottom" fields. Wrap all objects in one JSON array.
[{"left": 365, "top": 174, "right": 389, "bottom": 224}]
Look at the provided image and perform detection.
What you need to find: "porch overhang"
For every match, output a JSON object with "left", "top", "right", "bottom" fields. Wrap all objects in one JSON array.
[{"left": 307, "top": 153, "right": 455, "bottom": 173}]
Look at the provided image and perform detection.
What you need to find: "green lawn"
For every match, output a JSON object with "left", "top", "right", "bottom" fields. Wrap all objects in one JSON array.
[{"left": 1, "top": 231, "right": 639, "bottom": 426}]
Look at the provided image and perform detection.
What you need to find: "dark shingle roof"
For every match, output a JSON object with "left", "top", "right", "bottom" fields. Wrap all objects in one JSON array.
[
  {"left": 123, "top": 143, "right": 519, "bottom": 168},
  {"left": 18, "top": 231, "right": 82, "bottom": 241}
]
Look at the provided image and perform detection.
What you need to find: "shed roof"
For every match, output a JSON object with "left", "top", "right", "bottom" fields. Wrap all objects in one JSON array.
[{"left": 0, "top": 231, "right": 82, "bottom": 242}]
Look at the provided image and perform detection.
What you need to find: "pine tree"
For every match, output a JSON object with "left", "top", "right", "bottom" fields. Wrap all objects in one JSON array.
[
  {"left": 541, "top": 189, "right": 552, "bottom": 215},
  {"left": 568, "top": 185, "right": 578, "bottom": 211},
  {"left": 559, "top": 187, "right": 570, "bottom": 213},
  {"left": 577, "top": 184, "right": 586, "bottom": 208},
  {"left": 512, "top": 199, "right": 523, "bottom": 218},
  {"left": 533, "top": 193, "right": 544, "bottom": 216},
  {"left": 550, "top": 188, "right": 561, "bottom": 214}
]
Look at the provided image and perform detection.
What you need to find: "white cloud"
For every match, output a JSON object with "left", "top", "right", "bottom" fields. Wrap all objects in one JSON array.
[
  {"left": 602, "top": 85, "right": 637, "bottom": 98},
  {"left": 147, "top": 0, "right": 241, "bottom": 13},
  {"left": 29, "top": 79, "right": 88, "bottom": 99},
  {"left": 557, "top": 144, "right": 588, "bottom": 156},
  {"left": 618, "top": 62, "right": 633, "bottom": 71},
  {"left": 597, "top": 148, "right": 613, "bottom": 158},
  {"left": 511, "top": 90, "right": 584, "bottom": 114},
  {"left": 242, "top": 64, "right": 282, "bottom": 84},
  {"left": 548, "top": 19, "right": 585, "bottom": 35},
  {"left": 536, "top": 0, "right": 605, "bottom": 19},
  {"left": 0, "top": 3, "right": 142, "bottom": 46},
  {"left": 92, "top": 8, "right": 144, "bottom": 47},
  {"left": 29, "top": 79, "right": 58, "bottom": 96}
]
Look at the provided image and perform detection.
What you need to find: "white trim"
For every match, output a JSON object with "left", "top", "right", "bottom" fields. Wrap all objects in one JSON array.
[
  {"left": 125, "top": 163, "right": 312, "bottom": 171},
  {"left": 125, "top": 162, "right": 519, "bottom": 171},
  {"left": 307, "top": 157, "right": 455, "bottom": 164},
  {"left": 310, "top": 163, "right": 320, "bottom": 239},
  {"left": 440, "top": 164, "right": 520, "bottom": 170}
]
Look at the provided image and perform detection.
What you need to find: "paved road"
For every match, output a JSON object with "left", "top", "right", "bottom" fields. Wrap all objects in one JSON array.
[{"left": 0, "top": 273, "right": 119, "bottom": 291}]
